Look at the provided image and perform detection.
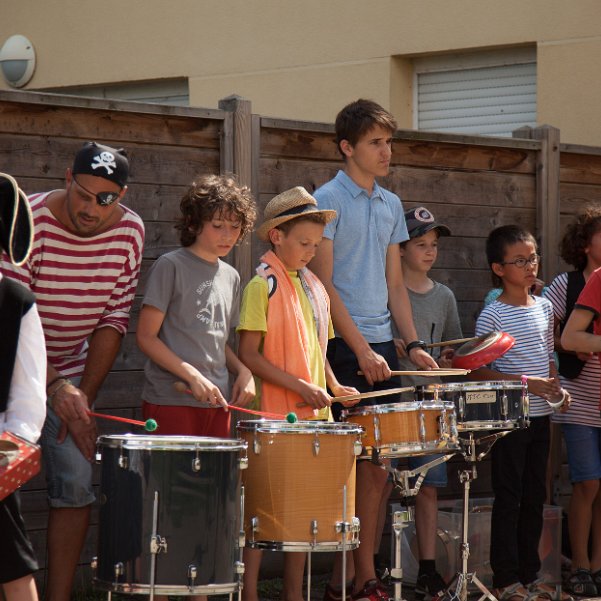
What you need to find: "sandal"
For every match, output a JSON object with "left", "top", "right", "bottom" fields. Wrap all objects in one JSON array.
[
  {"left": 527, "top": 580, "right": 574, "bottom": 601},
  {"left": 590, "top": 569, "right": 601, "bottom": 596},
  {"left": 564, "top": 569, "right": 596, "bottom": 597},
  {"left": 493, "top": 582, "right": 551, "bottom": 601}
]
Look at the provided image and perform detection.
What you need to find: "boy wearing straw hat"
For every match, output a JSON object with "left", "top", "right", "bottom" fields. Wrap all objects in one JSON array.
[
  {"left": 238, "top": 186, "right": 360, "bottom": 601},
  {"left": 310, "top": 99, "right": 438, "bottom": 601},
  {"left": 0, "top": 173, "right": 46, "bottom": 601}
]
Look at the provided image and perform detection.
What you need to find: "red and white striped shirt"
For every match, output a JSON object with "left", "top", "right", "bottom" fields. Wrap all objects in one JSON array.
[{"left": 0, "top": 191, "right": 144, "bottom": 377}]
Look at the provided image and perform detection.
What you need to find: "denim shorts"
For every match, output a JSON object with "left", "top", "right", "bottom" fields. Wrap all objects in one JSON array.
[
  {"left": 40, "top": 405, "right": 95, "bottom": 508},
  {"left": 561, "top": 423, "right": 601, "bottom": 483},
  {"left": 406, "top": 452, "right": 448, "bottom": 488}
]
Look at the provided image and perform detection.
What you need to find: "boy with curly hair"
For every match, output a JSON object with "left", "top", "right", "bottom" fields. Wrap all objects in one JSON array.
[{"left": 137, "top": 174, "right": 257, "bottom": 437}]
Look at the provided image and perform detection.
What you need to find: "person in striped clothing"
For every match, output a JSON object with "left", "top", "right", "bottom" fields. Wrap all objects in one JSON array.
[
  {"left": 0, "top": 142, "right": 144, "bottom": 601},
  {"left": 545, "top": 208, "right": 601, "bottom": 597},
  {"left": 472, "top": 225, "right": 570, "bottom": 601}
]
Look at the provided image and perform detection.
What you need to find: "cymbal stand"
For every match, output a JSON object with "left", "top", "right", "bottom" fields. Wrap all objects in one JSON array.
[
  {"left": 441, "top": 431, "right": 510, "bottom": 601},
  {"left": 384, "top": 453, "right": 455, "bottom": 601}
]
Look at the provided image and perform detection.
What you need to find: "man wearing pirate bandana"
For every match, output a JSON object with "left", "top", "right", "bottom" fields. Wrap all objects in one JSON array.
[{"left": 0, "top": 142, "right": 145, "bottom": 601}]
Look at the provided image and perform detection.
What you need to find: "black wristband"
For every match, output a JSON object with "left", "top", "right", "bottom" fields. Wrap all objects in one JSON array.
[{"left": 406, "top": 340, "right": 427, "bottom": 353}]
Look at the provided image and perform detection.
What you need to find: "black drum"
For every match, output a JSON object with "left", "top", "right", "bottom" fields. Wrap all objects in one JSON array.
[{"left": 93, "top": 434, "right": 247, "bottom": 596}]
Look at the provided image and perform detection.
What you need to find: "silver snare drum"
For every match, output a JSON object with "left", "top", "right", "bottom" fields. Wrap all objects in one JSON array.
[{"left": 421, "top": 381, "right": 528, "bottom": 431}]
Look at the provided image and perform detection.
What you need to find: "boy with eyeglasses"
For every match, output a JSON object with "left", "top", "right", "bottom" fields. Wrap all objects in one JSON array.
[
  {"left": 0, "top": 141, "right": 144, "bottom": 601},
  {"left": 470, "top": 225, "right": 571, "bottom": 601}
]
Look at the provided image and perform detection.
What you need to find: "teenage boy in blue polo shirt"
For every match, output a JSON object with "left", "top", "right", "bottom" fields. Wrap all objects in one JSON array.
[{"left": 311, "top": 99, "right": 438, "bottom": 601}]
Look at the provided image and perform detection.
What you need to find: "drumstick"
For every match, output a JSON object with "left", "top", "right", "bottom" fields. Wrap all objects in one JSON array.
[
  {"left": 425, "top": 336, "right": 479, "bottom": 349},
  {"left": 332, "top": 386, "right": 414, "bottom": 403},
  {"left": 86, "top": 410, "right": 158, "bottom": 432},
  {"left": 358, "top": 368, "right": 470, "bottom": 377},
  {"left": 172, "top": 382, "right": 298, "bottom": 422}
]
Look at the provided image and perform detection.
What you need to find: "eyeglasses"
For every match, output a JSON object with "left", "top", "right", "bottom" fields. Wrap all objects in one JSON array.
[
  {"left": 72, "top": 175, "right": 121, "bottom": 206},
  {"left": 499, "top": 254, "right": 541, "bottom": 268}
]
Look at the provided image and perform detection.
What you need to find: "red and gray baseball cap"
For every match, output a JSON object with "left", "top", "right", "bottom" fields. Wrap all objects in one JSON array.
[{"left": 404, "top": 206, "right": 451, "bottom": 239}]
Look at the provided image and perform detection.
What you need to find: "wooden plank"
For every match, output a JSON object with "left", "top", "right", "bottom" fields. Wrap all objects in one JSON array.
[
  {"left": 560, "top": 151, "right": 601, "bottom": 186},
  {"left": 0, "top": 100, "right": 223, "bottom": 148},
  {"left": 260, "top": 128, "right": 538, "bottom": 173},
  {"left": 0, "top": 89, "right": 225, "bottom": 121},
  {"left": 560, "top": 181, "right": 601, "bottom": 213},
  {"left": 0, "top": 134, "right": 220, "bottom": 185},
  {"left": 259, "top": 159, "right": 536, "bottom": 208}
]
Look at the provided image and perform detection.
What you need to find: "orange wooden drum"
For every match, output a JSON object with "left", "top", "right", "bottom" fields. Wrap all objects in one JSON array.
[
  {"left": 342, "top": 400, "right": 460, "bottom": 458},
  {"left": 237, "top": 420, "right": 363, "bottom": 551}
]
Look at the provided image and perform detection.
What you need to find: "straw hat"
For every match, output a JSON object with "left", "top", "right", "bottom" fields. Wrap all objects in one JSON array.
[
  {"left": 256, "top": 186, "right": 336, "bottom": 241},
  {"left": 0, "top": 173, "right": 34, "bottom": 266}
]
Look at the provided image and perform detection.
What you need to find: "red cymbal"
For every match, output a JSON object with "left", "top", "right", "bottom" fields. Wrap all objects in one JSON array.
[{"left": 451, "top": 331, "right": 515, "bottom": 370}]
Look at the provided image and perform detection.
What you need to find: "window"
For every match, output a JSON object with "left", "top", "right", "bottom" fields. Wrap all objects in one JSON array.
[{"left": 414, "top": 48, "right": 536, "bottom": 137}]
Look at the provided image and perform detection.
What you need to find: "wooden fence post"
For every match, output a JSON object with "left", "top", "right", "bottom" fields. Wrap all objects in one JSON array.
[
  {"left": 513, "top": 124, "right": 561, "bottom": 281},
  {"left": 219, "top": 95, "right": 254, "bottom": 289}
]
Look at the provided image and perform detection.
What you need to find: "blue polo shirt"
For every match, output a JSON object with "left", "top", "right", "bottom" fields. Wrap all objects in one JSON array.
[{"left": 313, "top": 170, "right": 408, "bottom": 343}]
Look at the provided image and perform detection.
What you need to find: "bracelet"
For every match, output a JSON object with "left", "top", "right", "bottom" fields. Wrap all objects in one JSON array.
[
  {"left": 406, "top": 340, "right": 428, "bottom": 353},
  {"left": 47, "top": 378, "right": 72, "bottom": 408},
  {"left": 46, "top": 375, "right": 65, "bottom": 391}
]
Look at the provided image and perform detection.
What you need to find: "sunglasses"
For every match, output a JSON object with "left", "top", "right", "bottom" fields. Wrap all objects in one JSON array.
[{"left": 72, "top": 175, "right": 121, "bottom": 206}]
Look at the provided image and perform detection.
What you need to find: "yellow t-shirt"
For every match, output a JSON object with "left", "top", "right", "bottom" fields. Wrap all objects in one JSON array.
[{"left": 238, "top": 271, "right": 334, "bottom": 421}]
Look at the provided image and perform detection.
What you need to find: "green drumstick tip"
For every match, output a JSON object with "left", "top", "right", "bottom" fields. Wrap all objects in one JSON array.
[
  {"left": 286, "top": 412, "right": 298, "bottom": 423},
  {"left": 145, "top": 418, "right": 158, "bottom": 432}
]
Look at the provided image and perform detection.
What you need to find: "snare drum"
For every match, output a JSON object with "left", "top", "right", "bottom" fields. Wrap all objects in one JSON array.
[
  {"left": 342, "top": 401, "right": 459, "bottom": 458},
  {"left": 420, "top": 381, "right": 528, "bottom": 431},
  {"left": 93, "top": 434, "right": 247, "bottom": 596},
  {"left": 237, "top": 420, "right": 362, "bottom": 551}
]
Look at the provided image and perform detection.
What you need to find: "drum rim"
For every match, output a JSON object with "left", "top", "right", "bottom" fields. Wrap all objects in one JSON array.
[
  {"left": 236, "top": 420, "right": 363, "bottom": 435},
  {"left": 342, "top": 400, "right": 455, "bottom": 417},
  {"left": 423, "top": 380, "right": 523, "bottom": 392},
  {"left": 97, "top": 433, "right": 247, "bottom": 451}
]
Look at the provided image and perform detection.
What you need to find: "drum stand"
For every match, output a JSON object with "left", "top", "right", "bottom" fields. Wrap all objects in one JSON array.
[
  {"left": 440, "top": 431, "right": 510, "bottom": 601},
  {"left": 383, "top": 453, "right": 456, "bottom": 601}
]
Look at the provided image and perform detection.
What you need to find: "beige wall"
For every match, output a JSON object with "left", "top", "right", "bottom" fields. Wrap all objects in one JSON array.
[{"left": 2, "top": 0, "right": 601, "bottom": 143}]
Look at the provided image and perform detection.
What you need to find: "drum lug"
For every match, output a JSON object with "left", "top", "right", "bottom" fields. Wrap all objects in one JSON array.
[
  {"left": 150, "top": 534, "right": 167, "bottom": 554},
  {"left": 373, "top": 415, "right": 381, "bottom": 447},
  {"left": 192, "top": 451, "right": 201, "bottom": 472},
  {"left": 239, "top": 529, "right": 246, "bottom": 548},
  {"left": 187, "top": 565, "right": 197, "bottom": 588},
  {"left": 239, "top": 455, "right": 248, "bottom": 470},
  {"left": 118, "top": 453, "right": 128, "bottom": 469},
  {"left": 94, "top": 447, "right": 102, "bottom": 464},
  {"left": 235, "top": 560, "right": 245, "bottom": 575},
  {"left": 91, "top": 556, "right": 97, "bottom": 573},
  {"left": 313, "top": 436, "right": 320, "bottom": 456},
  {"left": 458, "top": 394, "right": 465, "bottom": 420},
  {"left": 438, "top": 411, "right": 448, "bottom": 439},
  {"left": 450, "top": 412, "right": 458, "bottom": 439},
  {"left": 113, "top": 561, "right": 124, "bottom": 581},
  {"left": 419, "top": 412, "right": 426, "bottom": 443},
  {"left": 336, "top": 516, "right": 361, "bottom": 536},
  {"left": 311, "top": 519, "right": 319, "bottom": 545},
  {"left": 250, "top": 516, "right": 259, "bottom": 543},
  {"left": 354, "top": 439, "right": 363, "bottom": 456},
  {"left": 253, "top": 433, "right": 261, "bottom": 454},
  {"left": 501, "top": 392, "right": 509, "bottom": 418}
]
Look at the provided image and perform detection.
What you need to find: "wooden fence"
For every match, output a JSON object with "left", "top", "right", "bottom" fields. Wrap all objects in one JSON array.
[{"left": 1, "top": 90, "right": 601, "bottom": 589}]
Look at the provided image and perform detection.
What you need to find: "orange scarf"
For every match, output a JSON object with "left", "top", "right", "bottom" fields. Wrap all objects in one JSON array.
[{"left": 257, "top": 250, "right": 330, "bottom": 419}]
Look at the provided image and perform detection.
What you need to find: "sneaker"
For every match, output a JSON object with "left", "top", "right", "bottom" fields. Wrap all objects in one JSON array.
[
  {"left": 324, "top": 582, "right": 354, "bottom": 601},
  {"left": 415, "top": 571, "right": 447, "bottom": 601},
  {"left": 351, "top": 579, "right": 390, "bottom": 601},
  {"left": 565, "top": 569, "right": 596, "bottom": 598}
]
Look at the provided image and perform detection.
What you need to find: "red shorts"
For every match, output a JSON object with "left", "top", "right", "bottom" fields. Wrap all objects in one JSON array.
[{"left": 142, "top": 402, "right": 231, "bottom": 438}]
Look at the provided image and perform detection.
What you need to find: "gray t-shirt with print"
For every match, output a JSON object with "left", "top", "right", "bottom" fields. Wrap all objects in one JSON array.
[
  {"left": 396, "top": 281, "right": 462, "bottom": 399},
  {"left": 141, "top": 248, "right": 240, "bottom": 407}
]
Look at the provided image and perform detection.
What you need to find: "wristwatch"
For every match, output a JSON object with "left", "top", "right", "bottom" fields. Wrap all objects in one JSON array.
[{"left": 405, "top": 340, "right": 428, "bottom": 353}]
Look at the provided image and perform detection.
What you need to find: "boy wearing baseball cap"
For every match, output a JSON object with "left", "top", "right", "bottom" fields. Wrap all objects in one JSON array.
[
  {"left": 396, "top": 206, "right": 462, "bottom": 599},
  {"left": 238, "top": 186, "right": 359, "bottom": 601}
]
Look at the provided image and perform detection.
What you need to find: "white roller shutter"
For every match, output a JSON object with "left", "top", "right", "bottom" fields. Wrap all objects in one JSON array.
[{"left": 415, "top": 50, "right": 536, "bottom": 137}]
